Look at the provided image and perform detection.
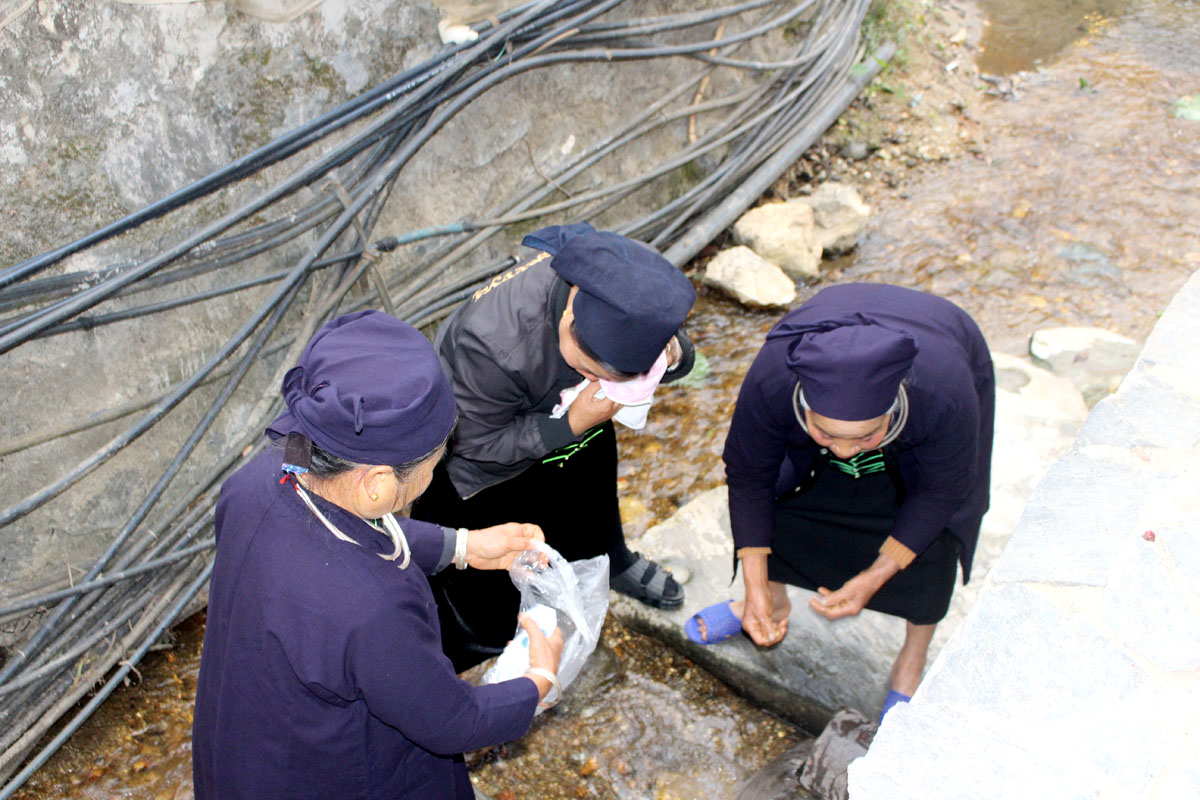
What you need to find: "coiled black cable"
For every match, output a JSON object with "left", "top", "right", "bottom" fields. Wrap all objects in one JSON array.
[{"left": 0, "top": 2, "right": 887, "bottom": 794}]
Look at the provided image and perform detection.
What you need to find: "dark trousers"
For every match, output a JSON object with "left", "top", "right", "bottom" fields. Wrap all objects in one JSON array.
[
  {"left": 767, "top": 453, "right": 960, "bottom": 626},
  {"left": 413, "top": 421, "right": 633, "bottom": 671}
]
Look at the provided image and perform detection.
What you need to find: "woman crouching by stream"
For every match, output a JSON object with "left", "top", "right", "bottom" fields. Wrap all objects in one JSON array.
[
  {"left": 192, "top": 310, "right": 563, "bottom": 800},
  {"left": 690, "top": 284, "right": 993, "bottom": 721}
]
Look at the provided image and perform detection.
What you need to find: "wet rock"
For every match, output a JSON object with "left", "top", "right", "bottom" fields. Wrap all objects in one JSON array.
[
  {"left": 609, "top": 354, "right": 1086, "bottom": 726},
  {"left": 842, "top": 141, "right": 870, "bottom": 161},
  {"left": 1029, "top": 326, "right": 1141, "bottom": 407},
  {"left": 733, "top": 740, "right": 813, "bottom": 800},
  {"left": 729, "top": 706, "right": 877, "bottom": 800},
  {"left": 732, "top": 201, "right": 823, "bottom": 280},
  {"left": 1057, "top": 243, "right": 1129, "bottom": 293},
  {"left": 797, "top": 709, "right": 877, "bottom": 800},
  {"left": 795, "top": 182, "right": 870, "bottom": 254},
  {"left": 703, "top": 246, "right": 797, "bottom": 308},
  {"left": 557, "top": 640, "right": 622, "bottom": 709}
]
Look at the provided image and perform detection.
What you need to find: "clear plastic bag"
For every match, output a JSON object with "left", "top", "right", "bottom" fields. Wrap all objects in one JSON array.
[{"left": 482, "top": 543, "right": 608, "bottom": 703}]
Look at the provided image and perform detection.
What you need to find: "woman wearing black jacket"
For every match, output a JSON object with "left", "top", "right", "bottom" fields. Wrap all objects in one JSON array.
[{"left": 414, "top": 223, "right": 696, "bottom": 671}]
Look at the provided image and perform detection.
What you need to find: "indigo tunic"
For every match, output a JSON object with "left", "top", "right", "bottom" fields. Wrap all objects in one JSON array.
[
  {"left": 723, "top": 284, "right": 994, "bottom": 581},
  {"left": 192, "top": 448, "right": 539, "bottom": 800}
]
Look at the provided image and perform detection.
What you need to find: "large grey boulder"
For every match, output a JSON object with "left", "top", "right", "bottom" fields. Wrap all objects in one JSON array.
[
  {"left": 732, "top": 200, "right": 823, "bottom": 280},
  {"left": 703, "top": 246, "right": 797, "bottom": 308},
  {"left": 610, "top": 354, "right": 1087, "bottom": 729},
  {"left": 731, "top": 709, "right": 877, "bottom": 800},
  {"left": 118, "top": 0, "right": 323, "bottom": 23},
  {"left": 797, "top": 182, "right": 870, "bottom": 254}
]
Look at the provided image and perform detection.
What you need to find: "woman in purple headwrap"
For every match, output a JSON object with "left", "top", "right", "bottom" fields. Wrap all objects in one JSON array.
[
  {"left": 192, "top": 311, "right": 564, "bottom": 800},
  {"left": 689, "top": 284, "right": 993, "bottom": 720}
]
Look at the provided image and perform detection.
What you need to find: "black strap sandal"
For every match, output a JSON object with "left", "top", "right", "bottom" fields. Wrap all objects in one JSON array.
[{"left": 611, "top": 553, "right": 685, "bottom": 610}]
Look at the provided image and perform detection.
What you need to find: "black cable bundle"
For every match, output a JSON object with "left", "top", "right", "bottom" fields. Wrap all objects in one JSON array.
[{"left": 0, "top": 1, "right": 889, "bottom": 794}]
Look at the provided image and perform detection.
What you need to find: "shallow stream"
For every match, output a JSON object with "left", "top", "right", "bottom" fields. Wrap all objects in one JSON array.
[{"left": 12, "top": 1, "right": 1200, "bottom": 797}]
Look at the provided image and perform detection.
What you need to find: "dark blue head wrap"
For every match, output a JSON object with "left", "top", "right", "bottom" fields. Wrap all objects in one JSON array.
[
  {"left": 267, "top": 310, "right": 456, "bottom": 465},
  {"left": 767, "top": 312, "right": 918, "bottom": 421},
  {"left": 523, "top": 223, "right": 695, "bottom": 374}
]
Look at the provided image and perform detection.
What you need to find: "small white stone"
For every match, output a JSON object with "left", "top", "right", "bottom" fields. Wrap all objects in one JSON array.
[
  {"left": 437, "top": 19, "right": 479, "bottom": 45},
  {"left": 702, "top": 246, "right": 796, "bottom": 308}
]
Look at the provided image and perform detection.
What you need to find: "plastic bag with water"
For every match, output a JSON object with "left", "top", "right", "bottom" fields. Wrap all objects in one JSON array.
[{"left": 482, "top": 542, "right": 608, "bottom": 706}]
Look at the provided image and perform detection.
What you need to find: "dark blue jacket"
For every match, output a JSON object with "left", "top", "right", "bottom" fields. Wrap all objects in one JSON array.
[
  {"left": 723, "top": 284, "right": 994, "bottom": 581},
  {"left": 192, "top": 448, "right": 538, "bottom": 799}
]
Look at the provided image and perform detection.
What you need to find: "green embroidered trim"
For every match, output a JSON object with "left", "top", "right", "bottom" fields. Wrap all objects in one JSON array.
[
  {"left": 828, "top": 451, "right": 886, "bottom": 479},
  {"left": 542, "top": 426, "right": 604, "bottom": 466}
]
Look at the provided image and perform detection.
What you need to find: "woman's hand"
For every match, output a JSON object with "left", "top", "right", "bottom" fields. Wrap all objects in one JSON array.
[
  {"left": 521, "top": 614, "right": 565, "bottom": 705},
  {"left": 808, "top": 554, "right": 900, "bottom": 620},
  {"left": 742, "top": 586, "right": 787, "bottom": 646},
  {"left": 739, "top": 551, "right": 789, "bottom": 646},
  {"left": 567, "top": 381, "right": 620, "bottom": 435},
  {"left": 465, "top": 523, "right": 545, "bottom": 570}
]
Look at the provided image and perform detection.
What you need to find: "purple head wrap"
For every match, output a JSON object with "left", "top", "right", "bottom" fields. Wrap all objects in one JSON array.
[
  {"left": 266, "top": 310, "right": 456, "bottom": 465},
  {"left": 523, "top": 223, "right": 695, "bottom": 374},
  {"left": 767, "top": 312, "right": 918, "bottom": 421}
]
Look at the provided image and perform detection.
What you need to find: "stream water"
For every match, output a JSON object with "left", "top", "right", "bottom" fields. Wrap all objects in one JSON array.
[{"left": 11, "top": 1, "right": 1199, "bottom": 797}]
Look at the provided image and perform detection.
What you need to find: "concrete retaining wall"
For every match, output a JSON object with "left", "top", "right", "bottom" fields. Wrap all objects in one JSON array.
[
  {"left": 0, "top": 0, "right": 789, "bottom": 606},
  {"left": 848, "top": 269, "right": 1200, "bottom": 799}
]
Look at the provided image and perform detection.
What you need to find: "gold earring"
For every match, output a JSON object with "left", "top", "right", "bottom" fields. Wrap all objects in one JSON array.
[{"left": 371, "top": 493, "right": 379, "bottom": 501}]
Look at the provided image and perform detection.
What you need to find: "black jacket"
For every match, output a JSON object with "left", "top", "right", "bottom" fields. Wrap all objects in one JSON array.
[{"left": 434, "top": 254, "right": 693, "bottom": 499}]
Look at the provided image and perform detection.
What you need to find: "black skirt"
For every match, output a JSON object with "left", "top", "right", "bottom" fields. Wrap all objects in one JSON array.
[
  {"left": 413, "top": 421, "right": 626, "bottom": 672},
  {"left": 767, "top": 451, "right": 959, "bottom": 626}
]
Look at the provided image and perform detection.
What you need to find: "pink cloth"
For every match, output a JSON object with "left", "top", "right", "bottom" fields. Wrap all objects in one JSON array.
[{"left": 599, "top": 352, "right": 668, "bottom": 405}]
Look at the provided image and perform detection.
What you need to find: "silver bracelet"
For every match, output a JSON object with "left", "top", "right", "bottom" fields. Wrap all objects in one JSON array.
[
  {"left": 524, "top": 667, "right": 562, "bottom": 708},
  {"left": 453, "top": 528, "right": 469, "bottom": 570}
]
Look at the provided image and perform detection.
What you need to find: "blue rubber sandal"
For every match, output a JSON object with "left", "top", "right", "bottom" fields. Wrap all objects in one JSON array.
[
  {"left": 879, "top": 688, "right": 911, "bottom": 723},
  {"left": 684, "top": 600, "right": 742, "bottom": 644}
]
